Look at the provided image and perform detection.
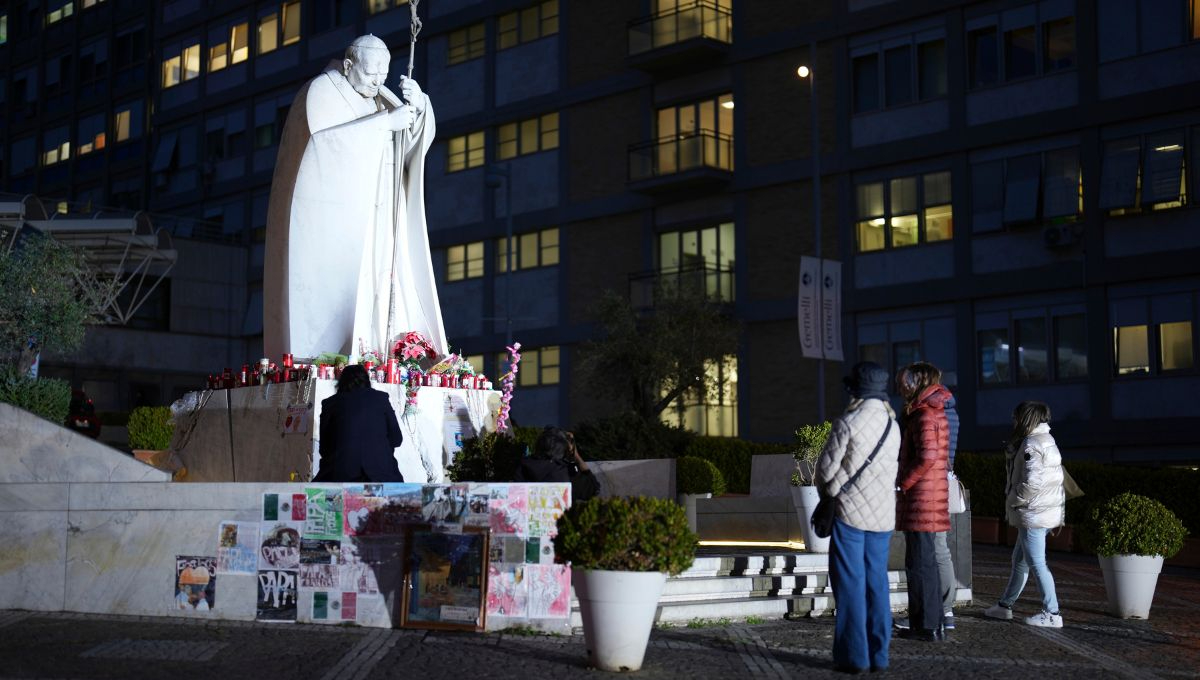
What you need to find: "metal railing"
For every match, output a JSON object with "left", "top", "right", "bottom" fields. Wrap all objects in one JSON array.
[
  {"left": 629, "top": 264, "right": 735, "bottom": 309},
  {"left": 628, "top": 130, "right": 733, "bottom": 182},
  {"left": 628, "top": 0, "right": 733, "bottom": 55}
]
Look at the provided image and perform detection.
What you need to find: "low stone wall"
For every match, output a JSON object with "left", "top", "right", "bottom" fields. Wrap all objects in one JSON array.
[{"left": 590, "top": 458, "right": 676, "bottom": 500}]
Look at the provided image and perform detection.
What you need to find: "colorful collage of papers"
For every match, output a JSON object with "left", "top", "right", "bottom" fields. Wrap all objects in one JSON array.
[{"left": 186, "top": 483, "right": 571, "bottom": 629}]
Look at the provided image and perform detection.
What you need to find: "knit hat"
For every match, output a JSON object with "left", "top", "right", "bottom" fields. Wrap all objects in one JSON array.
[{"left": 843, "top": 361, "right": 889, "bottom": 400}]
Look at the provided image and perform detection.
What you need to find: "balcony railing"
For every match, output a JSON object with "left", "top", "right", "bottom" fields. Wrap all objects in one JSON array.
[
  {"left": 628, "top": 130, "right": 734, "bottom": 183},
  {"left": 629, "top": 0, "right": 733, "bottom": 56},
  {"left": 629, "top": 264, "right": 735, "bottom": 309}
]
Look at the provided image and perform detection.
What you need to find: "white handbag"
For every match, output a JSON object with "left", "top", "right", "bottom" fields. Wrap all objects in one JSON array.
[{"left": 947, "top": 471, "right": 967, "bottom": 514}]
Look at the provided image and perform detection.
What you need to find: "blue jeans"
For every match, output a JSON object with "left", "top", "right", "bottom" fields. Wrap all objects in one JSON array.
[
  {"left": 999, "top": 527, "right": 1059, "bottom": 614},
  {"left": 829, "top": 517, "right": 892, "bottom": 671}
]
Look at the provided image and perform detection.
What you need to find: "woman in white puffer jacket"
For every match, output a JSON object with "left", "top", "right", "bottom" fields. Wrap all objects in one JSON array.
[{"left": 984, "top": 401, "right": 1066, "bottom": 628}]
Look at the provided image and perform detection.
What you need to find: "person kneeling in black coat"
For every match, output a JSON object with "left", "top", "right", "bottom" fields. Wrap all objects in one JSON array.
[
  {"left": 314, "top": 364, "right": 404, "bottom": 483},
  {"left": 514, "top": 426, "right": 600, "bottom": 502}
]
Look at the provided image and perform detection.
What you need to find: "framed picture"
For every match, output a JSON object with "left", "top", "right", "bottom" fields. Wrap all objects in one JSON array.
[{"left": 401, "top": 527, "right": 489, "bottom": 631}]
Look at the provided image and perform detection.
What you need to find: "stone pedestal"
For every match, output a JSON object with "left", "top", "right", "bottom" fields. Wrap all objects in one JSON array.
[{"left": 172, "top": 381, "right": 501, "bottom": 483}]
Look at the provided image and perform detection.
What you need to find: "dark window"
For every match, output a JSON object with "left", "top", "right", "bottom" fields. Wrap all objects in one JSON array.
[
  {"left": 1004, "top": 26, "right": 1037, "bottom": 80},
  {"left": 918, "top": 40, "right": 947, "bottom": 98},
  {"left": 969, "top": 27, "right": 999, "bottom": 88},
  {"left": 1054, "top": 315, "right": 1088, "bottom": 379},
  {"left": 1002, "top": 154, "right": 1041, "bottom": 225},
  {"left": 1016, "top": 317, "right": 1048, "bottom": 383},
  {"left": 884, "top": 46, "right": 912, "bottom": 106},
  {"left": 978, "top": 328, "right": 1010, "bottom": 384},
  {"left": 1043, "top": 17, "right": 1076, "bottom": 71},
  {"left": 852, "top": 53, "right": 879, "bottom": 113}
]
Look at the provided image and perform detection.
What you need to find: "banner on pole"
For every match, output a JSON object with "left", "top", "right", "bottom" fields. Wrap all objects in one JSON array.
[
  {"left": 798, "top": 257, "right": 842, "bottom": 361},
  {"left": 798, "top": 256, "right": 821, "bottom": 359}
]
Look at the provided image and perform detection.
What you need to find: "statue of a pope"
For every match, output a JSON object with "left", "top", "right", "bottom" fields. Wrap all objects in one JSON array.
[{"left": 263, "top": 34, "right": 447, "bottom": 362}]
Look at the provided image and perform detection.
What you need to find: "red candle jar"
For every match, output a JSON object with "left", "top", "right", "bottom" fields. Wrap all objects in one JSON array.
[
  {"left": 282, "top": 353, "right": 294, "bottom": 368},
  {"left": 386, "top": 358, "right": 397, "bottom": 383}
]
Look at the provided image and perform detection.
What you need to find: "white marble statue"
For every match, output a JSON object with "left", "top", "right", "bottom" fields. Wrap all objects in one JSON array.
[{"left": 264, "top": 34, "right": 448, "bottom": 362}]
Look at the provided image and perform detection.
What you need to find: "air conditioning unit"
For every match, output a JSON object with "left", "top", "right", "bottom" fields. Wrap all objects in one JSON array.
[{"left": 1042, "top": 224, "right": 1076, "bottom": 248}]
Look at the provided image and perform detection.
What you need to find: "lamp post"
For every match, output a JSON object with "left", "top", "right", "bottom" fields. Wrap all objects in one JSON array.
[
  {"left": 797, "top": 48, "right": 825, "bottom": 422},
  {"left": 485, "top": 164, "right": 514, "bottom": 347}
]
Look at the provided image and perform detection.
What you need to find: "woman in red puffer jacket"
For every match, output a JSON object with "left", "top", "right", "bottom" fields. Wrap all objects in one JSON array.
[{"left": 895, "top": 362, "right": 952, "bottom": 641}]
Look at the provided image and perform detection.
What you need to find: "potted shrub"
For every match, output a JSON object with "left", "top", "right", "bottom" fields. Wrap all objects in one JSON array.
[
  {"left": 1082, "top": 492, "right": 1189, "bottom": 619},
  {"left": 790, "top": 421, "right": 831, "bottom": 553},
  {"left": 554, "top": 496, "right": 697, "bottom": 672},
  {"left": 127, "top": 406, "right": 174, "bottom": 466},
  {"left": 676, "top": 456, "right": 726, "bottom": 533}
]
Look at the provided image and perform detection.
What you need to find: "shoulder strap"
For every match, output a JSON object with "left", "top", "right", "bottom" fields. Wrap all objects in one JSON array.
[{"left": 834, "top": 417, "right": 892, "bottom": 499}]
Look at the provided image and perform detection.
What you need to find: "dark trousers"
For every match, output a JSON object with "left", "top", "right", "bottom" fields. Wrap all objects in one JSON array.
[{"left": 904, "top": 531, "right": 943, "bottom": 632}]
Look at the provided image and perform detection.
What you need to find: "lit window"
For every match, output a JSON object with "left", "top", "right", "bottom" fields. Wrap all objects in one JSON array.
[
  {"left": 77, "top": 113, "right": 107, "bottom": 155},
  {"left": 1160, "top": 321, "right": 1194, "bottom": 371},
  {"left": 183, "top": 44, "right": 201, "bottom": 81},
  {"left": 1193, "top": 0, "right": 1200, "bottom": 40},
  {"left": 282, "top": 1, "right": 301, "bottom": 46},
  {"left": 447, "top": 131, "right": 485, "bottom": 172},
  {"left": 42, "top": 126, "right": 71, "bottom": 166},
  {"left": 368, "top": 0, "right": 408, "bottom": 15},
  {"left": 81, "top": 0, "right": 106, "bottom": 7},
  {"left": 0, "top": 15, "right": 7, "bottom": 45},
  {"left": 448, "top": 23, "right": 485, "bottom": 65},
  {"left": 500, "top": 346, "right": 561, "bottom": 387},
  {"left": 496, "top": 228, "right": 560, "bottom": 272},
  {"left": 259, "top": 14, "right": 279, "bottom": 54},
  {"left": 855, "top": 172, "right": 952, "bottom": 252},
  {"left": 656, "top": 224, "right": 735, "bottom": 302},
  {"left": 661, "top": 356, "right": 737, "bottom": 437},
  {"left": 114, "top": 103, "right": 142, "bottom": 142},
  {"left": 162, "top": 55, "right": 182, "bottom": 88},
  {"left": 496, "top": 112, "right": 559, "bottom": 160},
  {"left": 446, "top": 241, "right": 484, "bottom": 281},
  {"left": 209, "top": 43, "right": 228, "bottom": 72},
  {"left": 47, "top": 1, "right": 74, "bottom": 25},
  {"left": 231, "top": 23, "right": 250, "bottom": 63},
  {"left": 498, "top": 1, "right": 558, "bottom": 51},
  {"left": 650, "top": 95, "right": 734, "bottom": 177},
  {"left": 1113, "top": 325, "right": 1149, "bottom": 375}
]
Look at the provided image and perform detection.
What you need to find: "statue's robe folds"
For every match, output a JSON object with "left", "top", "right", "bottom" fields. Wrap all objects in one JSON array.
[{"left": 264, "top": 64, "right": 447, "bottom": 362}]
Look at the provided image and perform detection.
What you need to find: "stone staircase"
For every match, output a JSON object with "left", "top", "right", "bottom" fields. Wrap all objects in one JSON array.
[{"left": 570, "top": 547, "right": 973, "bottom": 627}]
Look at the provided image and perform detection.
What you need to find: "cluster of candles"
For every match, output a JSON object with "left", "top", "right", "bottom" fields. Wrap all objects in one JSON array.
[{"left": 205, "top": 354, "right": 492, "bottom": 390}]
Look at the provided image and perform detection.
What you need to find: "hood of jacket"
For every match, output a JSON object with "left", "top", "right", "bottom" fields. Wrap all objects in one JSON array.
[{"left": 907, "top": 384, "right": 952, "bottom": 413}]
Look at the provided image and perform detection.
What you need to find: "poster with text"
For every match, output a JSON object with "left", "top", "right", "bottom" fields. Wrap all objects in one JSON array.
[
  {"left": 464, "top": 484, "right": 490, "bottom": 528},
  {"left": 527, "top": 484, "right": 569, "bottom": 538},
  {"left": 339, "top": 543, "right": 381, "bottom": 596},
  {"left": 256, "top": 569, "right": 298, "bottom": 622},
  {"left": 300, "top": 564, "right": 339, "bottom": 589},
  {"left": 215, "top": 521, "right": 259, "bottom": 574},
  {"left": 174, "top": 555, "right": 217, "bottom": 612},
  {"left": 485, "top": 564, "right": 527, "bottom": 618},
  {"left": 525, "top": 564, "right": 571, "bottom": 619},
  {"left": 303, "top": 488, "right": 344, "bottom": 540},
  {"left": 300, "top": 538, "right": 340, "bottom": 564},
  {"left": 421, "top": 483, "right": 467, "bottom": 531},
  {"left": 258, "top": 521, "right": 302, "bottom": 571},
  {"left": 488, "top": 484, "right": 529, "bottom": 537}
]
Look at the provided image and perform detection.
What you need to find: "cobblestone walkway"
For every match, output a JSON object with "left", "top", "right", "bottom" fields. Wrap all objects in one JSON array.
[{"left": 0, "top": 545, "right": 1196, "bottom": 679}]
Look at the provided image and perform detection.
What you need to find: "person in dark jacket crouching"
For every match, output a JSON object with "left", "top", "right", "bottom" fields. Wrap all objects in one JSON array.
[
  {"left": 313, "top": 364, "right": 404, "bottom": 483},
  {"left": 514, "top": 426, "right": 600, "bottom": 502}
]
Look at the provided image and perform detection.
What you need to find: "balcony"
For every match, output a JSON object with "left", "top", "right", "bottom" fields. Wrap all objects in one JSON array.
[
  {"left": 629, "top": 264, "right": 735, "bottom": 310},
  {"left": 628, "top": 130, "right": 733, "bottom": 194},
  {"left": 627, "top": 0, "right": 732, "bottom": 72}
]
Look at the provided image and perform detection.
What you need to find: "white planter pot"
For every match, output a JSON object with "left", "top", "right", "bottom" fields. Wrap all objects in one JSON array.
[
  {"left": 1098, "top": 554, "right": 1164, "bottom": 619},
  {"left": 791, "top": 485, "right": 830, "bottom": 553},
  {"left": 572, "top": 568, "right": 667, "bottom": 672},
  {"left": 677, "top": 493, "right": 711, "bottom": 534}
]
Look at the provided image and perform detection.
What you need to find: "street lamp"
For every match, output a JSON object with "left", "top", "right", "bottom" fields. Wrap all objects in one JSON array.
[
  {"left": 485, "top": 164, "right": 514, "bottom": 347},
  {"left": 797, "top": 46, "right": 825, "bottom": 422}
]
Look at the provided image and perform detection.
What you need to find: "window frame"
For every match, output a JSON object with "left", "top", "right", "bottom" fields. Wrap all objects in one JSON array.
[
  {"left": 967, "top": 12, "right": 1077, "bottom": 90},
  {"left": 448, "top": 22, "right": 485, "bottom": 66},
  {"left": 977, "top": 311, "right": 1089, "bottom": 387},
  {"left": 854, "top": 170, "right": 954, "bottom": 252},
  {"left": 1100, "top": 129, "right": 1192, "bottom": 216},
  {"left": 496, "top": 112, "right": 559, "bottom": 161},
  {"left": 446, "top": 241, "right": 485, "bottom": 282},
  {"left": 498, "top": 0, "right": 559, "bottom": 51},
  {"left": 447, "top": 131, "right": 486, "bottom": 173},
  {"left": 496, "top": 227, "right": 560, "bottom": 273},
  {"left": 851, "top": 36, "right": 947, "bottom": 115}
]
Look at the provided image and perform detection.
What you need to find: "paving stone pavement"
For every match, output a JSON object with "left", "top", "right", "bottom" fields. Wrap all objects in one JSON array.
[{"left": 0, "top": 545, "right": 1196, "bottom": 679}]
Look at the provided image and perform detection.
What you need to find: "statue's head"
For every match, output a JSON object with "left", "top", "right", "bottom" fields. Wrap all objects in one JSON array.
[{"left": 343, "top": 34, "right": 391, "bottom": 99}]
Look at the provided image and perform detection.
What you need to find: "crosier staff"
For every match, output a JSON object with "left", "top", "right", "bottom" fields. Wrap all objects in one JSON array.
[{"left": 387, "top": 0, "right": 424, "bottom": 355}]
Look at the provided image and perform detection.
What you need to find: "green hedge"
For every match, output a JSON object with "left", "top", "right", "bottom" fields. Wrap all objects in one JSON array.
[
  {"left": 1078, "top": 493, "right": 1188, "bottom": 558},
  {"left": 683, "top": 437, "right": 789, "bottom": 495},
  {"left": 0, "top": 366, "right": 71, "bottom": 424},
  {"left": 446, "top": 427, "right": 539, "bottom": 482},
  {"left": 572, "top": 413, "right": 695, "bottom": 461},
  {"left": 127, "top": 406, "right": 174, "bottom": 450},
  {"left": 554, "top": 496, "right": 697, "bottom": 574},
  {"left": 676, "top": 456, "right": 727, "bottom": 496},
  {"left": 955, "top": 451, "right": 1200, "bottom": 542}
]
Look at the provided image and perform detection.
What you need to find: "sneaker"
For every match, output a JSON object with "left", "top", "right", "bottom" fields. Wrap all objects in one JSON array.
[
  {"left": 892, "top": 616, "right": 910, "bottom": 630},
  {"left": 983, "top": 604, "right": 1013, "bottom": 620},
  {"left": 942, "top": 613, "right": 955, "bottom": 630},
  {"left": 1025, "top": 611, "right": 1063, "bottom": 628}
]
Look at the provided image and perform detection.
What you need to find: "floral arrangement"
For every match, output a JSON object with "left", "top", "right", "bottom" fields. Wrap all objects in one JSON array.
[
  {"left": 393, "top": 331, "right": 439, "bottom": 366},
  {"left": 429, "top": 352, "right": 476, "bottom": 378},
  {"left": 357, "top": 338, "right": 388, "bottom": 367},
  {"left": 495, "top": 342, "right": 521, "bottom": 432}
]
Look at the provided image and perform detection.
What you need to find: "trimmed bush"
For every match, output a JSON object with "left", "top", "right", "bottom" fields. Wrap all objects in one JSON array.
[
  {"left": 791, "top": 421, "right": 831, "bottom": 486},
  {"left": 1080, "top": 493, "right": 1188, "bottom": 558},
  {"left": 446, "top": 427, "right": 539, "bottom": 482},
  {"left": 572, "top": 413, "right": 695, "bottom": 461},
  {"left": 676, "top": 456, "right": 726, "bottom": 496},
  {"left": 127, "top": 406, "right": 174, "bottom": 450},
  {"left": 0, "top": 366, "right": 71, "bottom": 424},
  {"left": 683, "top": 437, "right": 788, "bottom": 494},
  {"left": 554, "top": 496, "right": 697, "bottom": 574},
  {"left": 954, "top": 452, "right": 1008, "bottom": 518}
]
